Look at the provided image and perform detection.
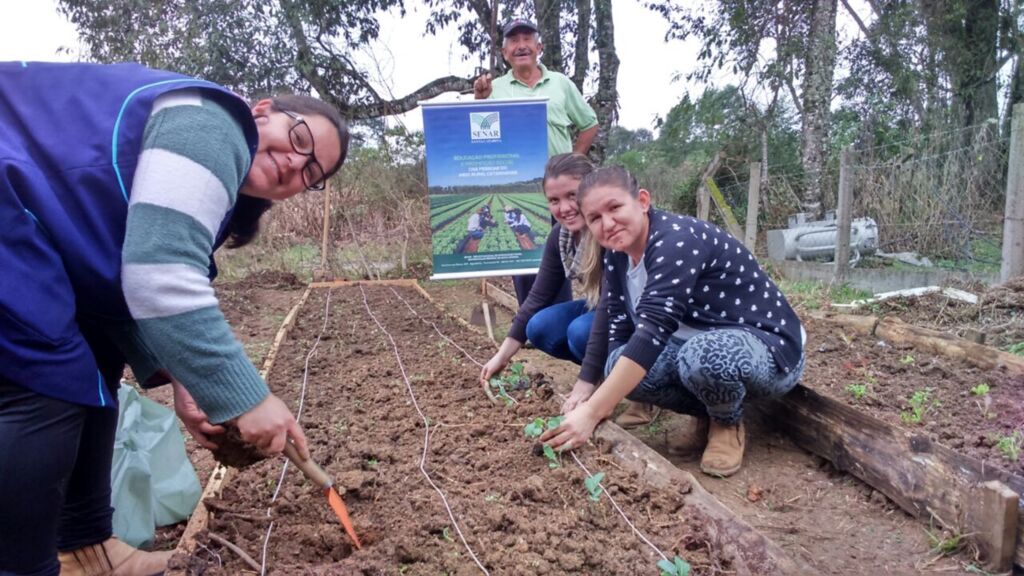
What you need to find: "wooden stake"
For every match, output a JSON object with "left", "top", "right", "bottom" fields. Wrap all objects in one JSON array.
[
  {"left": 744, "top": 162, "right": 761, "bottom": 250},
  {"left": 318, "top": 182, "right": 333, "bottom": 280},
  {"left": 481, "top": 302, "right": 495, "bottom": 342}
]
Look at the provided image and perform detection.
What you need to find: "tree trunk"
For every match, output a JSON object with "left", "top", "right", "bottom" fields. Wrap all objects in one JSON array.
[
  {"left": 535, "top": 0, "right": 563, "bottom": 72},
  {"left": 591, "top": 0, "right": 619, "bottom": 162},
  {"left": 799, "top": 0, "right": 838, "bottom": 218},
  {"left": 961, "top": 0, "right": 999, "bottom": 127},
  {"left": 572, "top": 0, "right": 592, "bottom": 92}
]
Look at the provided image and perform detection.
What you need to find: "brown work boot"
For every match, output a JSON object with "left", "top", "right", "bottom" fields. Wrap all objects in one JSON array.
[
  {"left": 700, "top": 420, "right": 746, "bottom": 477},
  {"left": 614, "top": 401, "right": 660, "bottom": 429},
  {"left": 59, "top": 537, "right": 172, "bottom": 576},
  {"left": 666, "top": 415, "right": 709, "bottom": 456}
]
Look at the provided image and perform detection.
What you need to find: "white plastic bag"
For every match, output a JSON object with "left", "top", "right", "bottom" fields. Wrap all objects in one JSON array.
[{"left": 111, "top": 383, "right": 202, "bottom": 547}]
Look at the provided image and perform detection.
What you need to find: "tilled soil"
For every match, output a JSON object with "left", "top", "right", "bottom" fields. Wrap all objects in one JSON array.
[{"left": 174, "top": 286, "right": 738, "bottom": 575}]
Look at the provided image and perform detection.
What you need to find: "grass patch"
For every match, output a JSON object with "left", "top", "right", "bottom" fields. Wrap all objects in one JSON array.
[{"left": 775, "top": 279, "right": 872, "bottom": 309}]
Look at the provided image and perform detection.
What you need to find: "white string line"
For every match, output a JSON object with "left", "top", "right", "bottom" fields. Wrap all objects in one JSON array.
[
  {"left": 388, "top": 286, "right": 673, "bottom": 565},
  {"left": 388, "top": 287, "right": 485, "bottom": 369},
  {"left": 261, "top": 290, "right": 334, "bottom": 576},
  {"left": 569, "top": 451, "right": 670, "bottom": 564},
  {"left": 359, "top": 285, "right": 491, "bottom": 576}
]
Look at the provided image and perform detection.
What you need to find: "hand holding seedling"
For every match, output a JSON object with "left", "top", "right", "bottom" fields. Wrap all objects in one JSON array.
[
  {"left": 540, "top": 401, "right": 601, "bottom": 451},
  {"left": 480, "top": 337, "right": 521, "bottom": 395},
  {"left": 172, "top": 379, "right": 224, "bottom": 449},
  {"left": 561, "top": 379, "right": 596, "bottom": 414}
]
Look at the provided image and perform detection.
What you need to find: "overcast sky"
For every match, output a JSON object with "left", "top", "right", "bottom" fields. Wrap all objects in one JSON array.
[{"left": 0, "top": 1, "right": 869, "bottom": 133}]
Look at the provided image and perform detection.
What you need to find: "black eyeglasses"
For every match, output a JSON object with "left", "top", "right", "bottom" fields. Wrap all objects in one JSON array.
[{"left": 281, "top": 109, "right": 327, "bottom": 191}]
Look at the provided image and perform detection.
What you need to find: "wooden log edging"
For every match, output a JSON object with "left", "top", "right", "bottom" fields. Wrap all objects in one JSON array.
[
  {"left": 809, "top": 311, "right": 1024, "bottom": 375},
  {"left": 595, "top": 423, "right": 820, "bottom": 575},
  {"left": 758, "top": 385, "right": 1023, "bottom": 571},
  {"left": 173, "top": 284, "right": 313, "bottom": 561}
]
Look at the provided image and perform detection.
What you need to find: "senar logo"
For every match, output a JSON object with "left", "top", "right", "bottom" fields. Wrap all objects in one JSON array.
[{"left": 470, "top": 112, "right": 501, "bottom": 140}]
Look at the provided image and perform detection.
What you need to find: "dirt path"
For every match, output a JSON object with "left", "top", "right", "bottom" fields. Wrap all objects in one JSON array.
[{"left": 421, "top": 278, "right": 979, "bottom": 575}]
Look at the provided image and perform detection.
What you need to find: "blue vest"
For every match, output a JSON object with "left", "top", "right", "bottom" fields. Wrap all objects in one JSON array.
[{"left": 0, "top": 62, "right": 258, "bottom": 407}]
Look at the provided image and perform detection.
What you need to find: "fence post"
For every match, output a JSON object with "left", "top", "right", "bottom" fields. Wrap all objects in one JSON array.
[
  {"left": 697, "top": 151, "right": 723, "bottom": 221},
  {"left": 318, "top": 182, "right": 333, "bottom": 280},
  {"left": 1001, "top": 103, "right": 1024, "bottom": 283},
  {"left": 834, "top": 147, "right": 853, "bottom": 284},
  {"left": 744, "top": 162, "right": 761, "bottom": 250}
]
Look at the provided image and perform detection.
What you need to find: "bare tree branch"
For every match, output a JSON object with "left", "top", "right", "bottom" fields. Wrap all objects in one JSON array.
[{"left": 345, "top": 76, "right": 476, "bottom": 119}]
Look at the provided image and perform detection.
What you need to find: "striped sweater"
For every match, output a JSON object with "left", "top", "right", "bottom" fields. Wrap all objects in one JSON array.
[{"left": 118, "top": 90, "right": 267, "bottom": 423}]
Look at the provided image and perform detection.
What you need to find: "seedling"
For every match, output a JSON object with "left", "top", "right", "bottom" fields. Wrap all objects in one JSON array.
[
  {"left": 441, "top": 526, "right": 454, "bottom": 542},
  {"left": 489, "top": 362, "right": 531, "bottom": 406},
  {"left": 523, "top": 415, "right": 564, "bottom": 438},
  {"left": 845, "top": 383, "right": 868, "bottom": 401},
  {"left": 900, "top": 353, "right": 915, "bottom": 365},
  {"left": 365, "top": 458, "right": 379, "bottom": 470},
  {"left": 995, "top": 431, "right": 1023, "bottom": 462},
  {"left": 657, "top": 556, "right": 692, "bottom": 576},
  {"left": 524, "top": 415, "right": 566, "bottom": 468},
  {"left": 900, "top": 388, "right": 937, "bottom": 425},
  {"left": 584, "top": 472, "right": 605, "bottom": 501},
  {"left": 542, "top": 444, "right": 560, "bottom": 468},
  {"left": 970, "top": 383, "right": 990, "bottom": 396},
  {"left": 1007, "top": 341, "right": 1024, "bottom": 356}
]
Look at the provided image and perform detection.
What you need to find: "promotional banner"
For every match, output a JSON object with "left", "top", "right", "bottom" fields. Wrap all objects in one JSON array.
[{"left": 422, "top": 98, "right": 549, "bottom": 279}]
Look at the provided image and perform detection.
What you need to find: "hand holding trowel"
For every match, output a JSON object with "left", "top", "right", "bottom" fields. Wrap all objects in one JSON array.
[{"left": 282, "top": 440, "right": 363, "bottom": 550}]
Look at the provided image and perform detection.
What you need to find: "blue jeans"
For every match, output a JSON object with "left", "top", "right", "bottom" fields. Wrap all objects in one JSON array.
[
  {"left": 525, "top": 299, "right": 594, "bottom": 364},
  {"left": 605, "top": 329, "right": 805, "bottom": 425}
]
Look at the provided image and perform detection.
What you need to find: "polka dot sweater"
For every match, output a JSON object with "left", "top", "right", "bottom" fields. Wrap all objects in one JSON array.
[{"left": 605, "top": 209, "right": 804, "bottom": 374}]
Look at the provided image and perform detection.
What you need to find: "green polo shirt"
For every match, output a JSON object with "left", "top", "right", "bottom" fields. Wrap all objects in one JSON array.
[{"left": 489, "top": 63, "right": 598, "bottom": 156}]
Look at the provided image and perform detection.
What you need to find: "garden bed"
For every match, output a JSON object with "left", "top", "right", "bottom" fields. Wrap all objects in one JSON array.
[
  {"left": 803, "top": 314, "right": 1024, "bottom": 477},
  {"left": 169, "top": 283, "right": 809, "bottom": 575}
]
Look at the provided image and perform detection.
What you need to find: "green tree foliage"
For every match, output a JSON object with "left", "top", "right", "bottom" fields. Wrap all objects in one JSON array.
[
  {"left": 57, "top": 0, "right": 473, "bottom": 119},
  {"left": 607, "top": 86, "right": 799, "bottom": 214}
]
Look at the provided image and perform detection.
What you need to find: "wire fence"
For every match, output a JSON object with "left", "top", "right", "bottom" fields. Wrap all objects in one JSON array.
[{"left": 710, "top": 121, "right": 1009, "bottom": 275}]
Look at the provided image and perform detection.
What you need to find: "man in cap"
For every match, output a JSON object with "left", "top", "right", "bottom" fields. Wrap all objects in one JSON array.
[{"left": 474, "top": 19, "right": 598, "bottom": 158}]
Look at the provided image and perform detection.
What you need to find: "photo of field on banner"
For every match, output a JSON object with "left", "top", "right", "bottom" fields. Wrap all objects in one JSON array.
[{"left": 422, "top": 98, "right": 549, "bottom": 280}]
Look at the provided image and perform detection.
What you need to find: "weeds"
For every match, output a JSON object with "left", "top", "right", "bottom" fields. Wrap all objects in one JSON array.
[
  {"left": 900, "top": 353, "right": 915, "bottom": 365},
  {"left": 994, "top": 431, "right": 1023, "bottom": 462},
  {"left": 1007, "top": 342, "right": 1024, "bottom": 356},
  {"left": 845, "top": 383, "right": 868, "bottom": 401},
  {"left": 924, "top": 523, "right": 968, "bottom": 557},
  {"left": 900, "top": 388, "right": 938, "bottom": 425},
  {"left": 970, "top": 383, "right": 990, "bottom": 396}
]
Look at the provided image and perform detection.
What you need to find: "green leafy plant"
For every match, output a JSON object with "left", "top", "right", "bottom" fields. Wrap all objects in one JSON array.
[
  {"left": 523, "top": 415, "right": 564, "bottom": 438},
  {"left": 900, "top": 388, "right": 938, "bottom": 425},
  {"left": 657, "top": 556, "right": 692, "bottom": 576},
  {"left": 845, "top": 383, "right": 867, "bottom": 401},
  {"left": 489, "top": 362, "right": 531, "bottom": 406},
  {"left": 971, "top": 383, "right": 991, "bottom": 396},
  {"left": 900, "top": 353, "right": 916, "bottom": 365},
  {"left": 1007, "top": 342, "right": 1024, "bottom": 356},
  {"left": 542, "top": 444, "right": 560, "bottom": 468},
  {"left": 584, "top": 472, "right": 605, "bottom": 501},
  {"left": 524, "top": 415, "right": 566, "bottom": 468},
  {"left": 995, "top": 431, "right": 1023, "bottom": 462}
]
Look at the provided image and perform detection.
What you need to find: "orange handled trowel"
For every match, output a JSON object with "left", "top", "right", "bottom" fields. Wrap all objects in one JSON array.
[{"left": 282, "top": 441, "right": 362, "bottom": 549}]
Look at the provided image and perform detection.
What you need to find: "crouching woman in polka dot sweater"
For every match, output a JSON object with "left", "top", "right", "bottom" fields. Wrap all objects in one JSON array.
[{"left": 540, "top": 166, "right": 805, "bottom": 476}]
